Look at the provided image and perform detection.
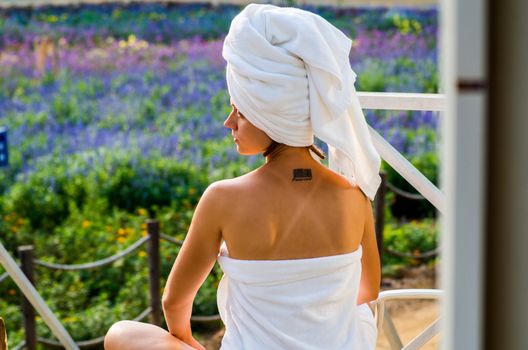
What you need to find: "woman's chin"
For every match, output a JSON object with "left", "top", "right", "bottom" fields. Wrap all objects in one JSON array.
[
  {"left": 236, "top": 146, "right": 247, "bottom": 155},
  {"left": 235, "top": 142, "right": 265, "bottom": 156},
  {"left": 237, "top": 148, "right": 260, "bottom": 156}
]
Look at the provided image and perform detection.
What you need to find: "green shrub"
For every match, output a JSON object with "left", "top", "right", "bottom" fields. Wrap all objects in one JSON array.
[
  {"left": 357, "top": 58, "right": 386, "bottom": 92},
  {"left": 0, "top": 147, "right": 220, "bottom": 348},
  {"left": 382, "top": 218, "right": 438, "bottom": 273},
  {"left": 97, "top": 151, "right": 208, "bottom": 215},
  {"left": 2, "top": 148, "right": 209, "bottom": 233},
  {"left": 2, "top": 157, "right": 90, "bottom": 232},
  {"left": 381, "top": 151, "right": 439, "bottom": 219}
]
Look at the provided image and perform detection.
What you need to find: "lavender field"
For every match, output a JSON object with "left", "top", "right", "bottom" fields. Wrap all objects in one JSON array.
[{"left": 0, "top": 3, "right": 440, "bottom": 347}]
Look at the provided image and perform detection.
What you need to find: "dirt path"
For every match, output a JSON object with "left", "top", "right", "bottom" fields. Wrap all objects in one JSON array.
[
  {"left": 377, "top": 301, "right": 439, "bottom": 349},
  {"left": 377, "top": 265, "right": 440, "bottom": 349}
]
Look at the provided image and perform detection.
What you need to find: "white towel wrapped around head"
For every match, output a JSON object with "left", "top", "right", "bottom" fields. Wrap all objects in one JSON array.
[{"left": 222, "top": 4, "right": 381, "bottom": 200}]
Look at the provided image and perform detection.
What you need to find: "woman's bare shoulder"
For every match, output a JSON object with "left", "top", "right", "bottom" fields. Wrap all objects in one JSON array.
[
  {"left": 203, "top": 172, "right": 257, "bottom": 198},
  {"left": 320, "top": 166, "right": 366, "bottom": 194}
]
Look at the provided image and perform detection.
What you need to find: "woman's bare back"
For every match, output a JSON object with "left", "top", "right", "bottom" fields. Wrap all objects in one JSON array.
[{"left": 219, "top": 157, "right": 369, "bottom": 260}]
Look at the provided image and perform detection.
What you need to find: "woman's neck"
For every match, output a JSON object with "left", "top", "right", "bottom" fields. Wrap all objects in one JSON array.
[
  {"left": 260, "top": 145, "right": 323, "bottom": 184},
  {"left": 264, "top": 144, "right": 314, "bottom": 164}
]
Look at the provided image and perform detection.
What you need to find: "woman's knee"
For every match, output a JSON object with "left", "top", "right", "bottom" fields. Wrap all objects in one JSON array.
[
  {"left": 104, "top": 320, "right": 195, "bottom": 350},
  {"left": 104, "top": 320, "right": 135, "bottom": 350}
]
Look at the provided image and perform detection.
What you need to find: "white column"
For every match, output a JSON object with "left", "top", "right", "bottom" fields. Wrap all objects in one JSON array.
[{"left": 440, "top": 0, "right": 487, "bottom": 349}]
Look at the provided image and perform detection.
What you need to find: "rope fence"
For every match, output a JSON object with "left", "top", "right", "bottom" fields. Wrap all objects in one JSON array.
[
  {"left": 385, "top": 247, "right": 439, "bottom": 259},
  {"left": 36, "top": 307, "right": 152, "bottom": 349},
  {"left": 386, "top": 181, "right": 426, "bottom": 200},
  {"left": 0, "top": 271, "right": 9, "bottom": 283},
  {"left": 33, "top": 236, "right": 151, "bottom": 271},
  {"left": 191, "top": 314, "right": 222, "bottom": 322},
  {"left": 1, "top": 220, "right": 220, "bottom": 350},
  {"left": 160, "top": 233, "right": 184, "bottom": 246},
  {"left": 374, "top": 171, "right": 439, "bottom": 263},
  {"left": 12, "top": 341, "right": 26, "bottom": 350}
]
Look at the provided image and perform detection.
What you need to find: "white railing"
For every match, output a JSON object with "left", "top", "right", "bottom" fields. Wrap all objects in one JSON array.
[
  {"left": 358, "top": 92, "right": 446, "bottom": 213},
  {"left": 359, "top": 92, "right": 445, "bottom": 112},
  {"left": 360, "top": 92, "right": 444, "bottom": 349},
  {"left": 0, "top": 91, "right": 445, "bottom": 350}
]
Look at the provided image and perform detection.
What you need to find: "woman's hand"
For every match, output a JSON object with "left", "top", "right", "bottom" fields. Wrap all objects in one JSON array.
[
  {"left": 162, "top": 182, "right": 225, "bottom": 349},
  {"left": 168, "top": 327, "right": 206, "bottom": 350},
  {"left": 357, "top": 197, "right": 381, "bottom": 305},
  {"left": 182, "top": 334, "right": 206, "bottom": 350}
]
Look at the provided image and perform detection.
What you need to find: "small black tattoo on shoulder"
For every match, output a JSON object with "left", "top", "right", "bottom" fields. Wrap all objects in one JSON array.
[{"left": 292, "top": 168, "right": 312, "bottom": 181}]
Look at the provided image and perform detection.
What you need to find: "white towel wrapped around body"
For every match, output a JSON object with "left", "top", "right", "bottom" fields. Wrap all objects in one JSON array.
[
  {"left": 216, "top": 243, "right": 377, "bottom": 349},
  {"left": 223, "top": 4, "right": 381, "bottom": 200}
]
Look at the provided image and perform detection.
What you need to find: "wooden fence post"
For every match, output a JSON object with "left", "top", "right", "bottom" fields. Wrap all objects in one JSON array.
[
  {"left": 375, "top": 172, "right": 387, "bottom": 267},
  {"left": 18, "top": 245, "right": 37, "bottom": 350},
  {"left": 147, "top": 220, "right": 162, "bottom": 326}
]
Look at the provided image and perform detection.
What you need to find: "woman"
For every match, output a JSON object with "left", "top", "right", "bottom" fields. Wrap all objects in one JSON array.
[{"left": 105, "top": 4, "right": 381, "bottom": 350}]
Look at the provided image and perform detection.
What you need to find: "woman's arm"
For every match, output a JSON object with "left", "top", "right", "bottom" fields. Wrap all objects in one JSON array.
[
  {"left": 161, "top": 182, "right": 224, "bottom": 347},
  {"left": 357, "top": 195, "right": 381, "bottom": 305}
]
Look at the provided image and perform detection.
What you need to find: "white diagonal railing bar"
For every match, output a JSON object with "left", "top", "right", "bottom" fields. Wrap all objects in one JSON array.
[
  {"left": 370, "top": 125, "right": 445, "bottom": 213},
  {"left": 356, "top": 92, "right": 446, "bottom": 213},
  {"left": 0, "top": 242, "right": 79, "bottom": 350},
  {"left": 402, "top": 318, "right": 441, "bottom": 350},
  {"left": 358, "top": 92, "right": 446, "bottom": 112}
]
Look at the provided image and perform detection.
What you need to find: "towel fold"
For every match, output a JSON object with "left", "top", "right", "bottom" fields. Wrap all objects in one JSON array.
[
  {"left": 223, "top": 4, "right": 381, "bottom": 200},
  {"left": 216, "top": 244, "right": 377, "bottom": 349}
]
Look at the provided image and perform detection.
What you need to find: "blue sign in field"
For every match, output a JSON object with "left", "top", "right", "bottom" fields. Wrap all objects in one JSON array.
[{"left": 0, "top": 127, "right": 8, "bottom": 167}]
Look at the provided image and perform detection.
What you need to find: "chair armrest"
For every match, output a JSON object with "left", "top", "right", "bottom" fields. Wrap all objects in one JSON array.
[
  {"left": 369, "top": 289, "right": 443, "bottom": 338},
  {"left": 369, "top": 289, "right": 444, "bottom": 349},
  {"left": 372, "top": 288, "right": 443, "bottom": 305}
]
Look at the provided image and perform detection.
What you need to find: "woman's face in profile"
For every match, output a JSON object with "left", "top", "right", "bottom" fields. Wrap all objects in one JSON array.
[{"left": 224, "top": 101, "right": 273, "bottom": 155}]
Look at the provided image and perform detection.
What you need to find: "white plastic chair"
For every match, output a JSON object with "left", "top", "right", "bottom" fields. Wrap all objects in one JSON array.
[{"left": 369, "top": 289, "right": 443, "bottom": 350}]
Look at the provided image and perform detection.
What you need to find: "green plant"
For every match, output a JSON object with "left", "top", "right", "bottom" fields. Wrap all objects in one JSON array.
[
  {"left": 357, "top": 59, "right": 386, "bottom": 92},
  {"left": 3, "top": 169, "right": 83, "bottom": 232},
  {"left": 97, "top": 152, "right": 208, "bottom": 215},
  {"left": 381, "top": 151, "right": 439, "bottom": 219},
  {"left": 382, "top": 218, "right": 438, "bottom": 270}
]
